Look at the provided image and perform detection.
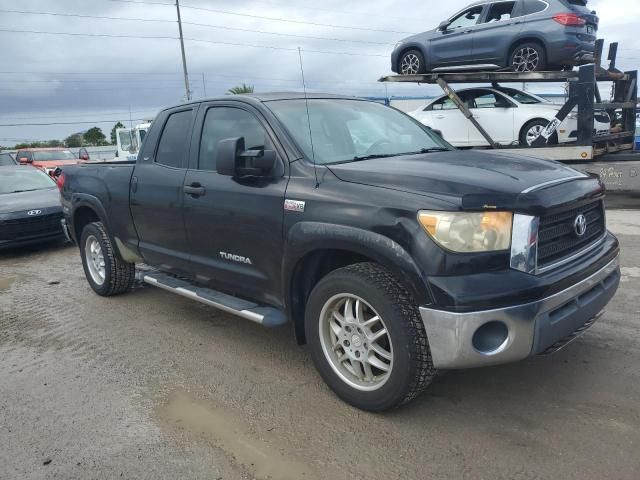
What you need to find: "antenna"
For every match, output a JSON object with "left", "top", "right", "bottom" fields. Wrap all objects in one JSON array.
[{"left": 297, "top": 47, "right": 319, "bottom": 188}]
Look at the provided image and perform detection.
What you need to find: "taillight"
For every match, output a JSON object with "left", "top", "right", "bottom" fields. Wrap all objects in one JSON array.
[
  {"left": 56, "top": 172, "right": 65, "bottom": 191},
  {"left": 553, "top": 13, "right": 587, "bottom": 26}
]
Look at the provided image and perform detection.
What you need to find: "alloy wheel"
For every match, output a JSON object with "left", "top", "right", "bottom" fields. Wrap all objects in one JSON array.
[
  {"left": 318, "top": 293, "right": 393, "bottom": 391},
  {"left": 400, "top": 53, "right": 421, "bottom": 75},
  {"left": 526, "top": 124, "right": 545, "bottom": 145},
  {"left": 512, "top": 47, "right": 540, "bottom": 72},
  {"left": 85, "top": 235, "right": 106, "bottom": 285}
]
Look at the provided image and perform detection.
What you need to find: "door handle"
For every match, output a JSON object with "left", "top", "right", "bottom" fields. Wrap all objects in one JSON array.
[
  {"left": 463, "top": 29, "right": 473, "bottom": 34},
  {"left": 184, "top": 183, "right": 206, "bottom": 196},
  {"left": 435, "top": 115, "right": 445, "bottom": 119},
  {"left": 131, "top": 175, "right": 138, "bottom": 193}
]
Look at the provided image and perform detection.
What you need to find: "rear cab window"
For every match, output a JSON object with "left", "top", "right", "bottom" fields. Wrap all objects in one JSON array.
[{"left": 155, "top": 109, "right": 193, "bottom": 168}]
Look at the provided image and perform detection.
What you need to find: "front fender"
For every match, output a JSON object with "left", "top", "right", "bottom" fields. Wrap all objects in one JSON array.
[{"left": 283, "top": 222, "right": 433, "bottom": 307}]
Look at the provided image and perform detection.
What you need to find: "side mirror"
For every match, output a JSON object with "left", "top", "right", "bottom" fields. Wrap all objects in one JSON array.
[
  {"left": 438, "top": 20, "right": 450, "bottom": 31},
  {"left": 79, "top": 148, "right": 90, "bottom": 161},
  {"left": 19, "top": 156, "right": 31, "bottom": 164},
  {"left": 217, "top": 137, "right": 276, "bottom": 177}
]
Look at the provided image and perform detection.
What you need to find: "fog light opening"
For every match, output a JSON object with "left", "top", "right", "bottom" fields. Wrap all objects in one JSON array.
[{"left": 472, "top": 321, "right": 509, "bottom": 355}]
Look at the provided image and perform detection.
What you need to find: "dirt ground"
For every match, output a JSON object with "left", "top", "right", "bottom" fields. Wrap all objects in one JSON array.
[{"left": 1, "top": 211, "right": 639, "bottom": 480}]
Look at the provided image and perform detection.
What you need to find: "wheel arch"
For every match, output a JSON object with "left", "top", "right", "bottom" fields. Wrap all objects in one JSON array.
[
  {"left": 396, "top": 44, "right": 428, "bottom": 72},
  {"left": 507, "top": 37, "right": 548, "bottom": 67},
  {"left": 71, "top": 195, "right": 111, "bottom": 242},
  {"left": 283, "top": 222, "right": 433, "bottom": 345}
]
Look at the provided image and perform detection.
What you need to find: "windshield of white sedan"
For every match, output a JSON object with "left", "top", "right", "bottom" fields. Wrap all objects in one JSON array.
[
  {"left": 0, "top": 169, "right": 56, "bottom": 194},
  {"left": 267, "top": 99, "right": 451, "bottom": 164}
]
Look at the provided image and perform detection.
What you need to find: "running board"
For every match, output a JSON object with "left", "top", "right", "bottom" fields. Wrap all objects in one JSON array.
[{"left": 142, "top": 272, "right": 287, "bottom": 327}]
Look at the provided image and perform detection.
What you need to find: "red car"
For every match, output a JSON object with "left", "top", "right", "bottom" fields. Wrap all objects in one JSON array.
[{"left": 16, "top": 147, "right": 89, "bottom": 176}]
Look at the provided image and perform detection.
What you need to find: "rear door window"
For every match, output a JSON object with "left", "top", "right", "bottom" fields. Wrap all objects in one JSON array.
[
  {"left": 484, "top": 2, "right": 516, "bottom": 22},
  {"left": 155, "top": 110, "right": 193, "bottom": 168}
]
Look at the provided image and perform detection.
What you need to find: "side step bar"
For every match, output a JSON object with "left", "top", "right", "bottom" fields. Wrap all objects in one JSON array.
[{"left": 142, "top": 272, "right": 287, "bottom": 327}]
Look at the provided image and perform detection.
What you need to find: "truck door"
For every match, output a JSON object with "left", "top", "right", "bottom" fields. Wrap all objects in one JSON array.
[
  {"left": 182, "top": 102, "right": 288, "bottom": 306},
  {"left": 130, "top": 107, "right": 196, "bottom": 273}
]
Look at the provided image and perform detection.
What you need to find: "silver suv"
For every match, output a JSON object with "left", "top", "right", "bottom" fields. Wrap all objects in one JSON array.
[{"left": 391, "top": 0, "right": 599, "bottom": 74}]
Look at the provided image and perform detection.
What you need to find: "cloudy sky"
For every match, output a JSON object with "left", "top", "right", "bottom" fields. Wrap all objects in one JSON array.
[{"left": 0, "top": 0, "right": 638, "bottom": 145}]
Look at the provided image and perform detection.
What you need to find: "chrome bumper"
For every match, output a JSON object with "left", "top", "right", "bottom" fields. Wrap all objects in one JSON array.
[{"left": 420, "top": 256, "right": 620, "bottom": 369}]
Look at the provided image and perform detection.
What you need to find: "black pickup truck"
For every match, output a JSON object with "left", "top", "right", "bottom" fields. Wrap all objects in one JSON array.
[{"left": 60, "top": 93, "right": 620, "bottom": 411}]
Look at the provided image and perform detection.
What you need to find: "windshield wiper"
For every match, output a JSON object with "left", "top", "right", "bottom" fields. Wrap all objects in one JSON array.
[
  {"left": 11, "top": 189, "right": 41, "bottom": 193},
  {"left": 414, "top": 147, "right": 451, "bottom": 153},
  {"left": 352, "top": 153, "right": 404, "bottom": 162}
]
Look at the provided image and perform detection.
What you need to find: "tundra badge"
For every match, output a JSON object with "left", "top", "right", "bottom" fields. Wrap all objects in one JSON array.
[{"left": 220, "top": 252, "right": 252, "bottom": 265}]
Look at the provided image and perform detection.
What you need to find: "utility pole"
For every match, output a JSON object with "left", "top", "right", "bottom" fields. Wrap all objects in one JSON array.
[
  {"left": 175, "top": 0, "right": 192, "bottom": 101},
  {"left": 202, "top": 72, "right": 207, "bottom": 98}
]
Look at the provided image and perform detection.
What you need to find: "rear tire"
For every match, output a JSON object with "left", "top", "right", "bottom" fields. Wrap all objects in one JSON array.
[
  {"left": 80, "top": 221, "right": 135, "bottom": 296},
  {"left": 398, "top": 49, "right": 426, "bottom": 75},
  {"left": 305, "top": 262, "right": 436, "bottom": 411},
  {"left": 509, "top": 42, "right": 547, "bottom": 72},
  {"left": 519, "top": 119, "right": 558, "bottom": 147}
]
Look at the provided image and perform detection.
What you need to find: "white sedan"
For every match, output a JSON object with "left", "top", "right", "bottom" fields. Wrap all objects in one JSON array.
[{"left": 409, "top": 86, "right": 610, "bottom": 147}]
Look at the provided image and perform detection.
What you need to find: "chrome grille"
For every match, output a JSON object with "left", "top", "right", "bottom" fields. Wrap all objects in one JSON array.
[{"left": 537, "top": 201, "right": 605, "bottom": 270}]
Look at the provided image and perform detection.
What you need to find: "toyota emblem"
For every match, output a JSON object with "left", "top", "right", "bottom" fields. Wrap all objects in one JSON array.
[
  {"left": 574, "top": 214, "right": 587, "bottom": 237},
  {"left": 27, "top": 209, "right": 42, "bottom": 216}
]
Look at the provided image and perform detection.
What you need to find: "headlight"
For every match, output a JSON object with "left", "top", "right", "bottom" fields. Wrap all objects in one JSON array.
[{"left": 418, "top": 210, "right": 513, "bottom": 253}]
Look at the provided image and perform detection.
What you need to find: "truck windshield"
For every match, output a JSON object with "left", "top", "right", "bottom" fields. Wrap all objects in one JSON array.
[
  {"left": 32, "top": 150, "right": 76, "bottom": 161},
  {"left": 0, "top": 169, "right": 56, "bottom": 194},
  {"left": 267, "top": 99, "right": 452, "bottom": 165}
]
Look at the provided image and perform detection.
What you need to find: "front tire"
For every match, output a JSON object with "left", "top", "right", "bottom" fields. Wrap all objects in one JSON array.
[
  {"left": 509, "top": 42, "right": 546, "bottom": 72},
  {"left": 520, "top": 119, "right": 558, "bottom": 147},
  {"left": 80, "top": 221, "right": 135, "bottom": 296},
  {"left": 305, "top": 263, "right": 436, "bottom": 411},
  {"left": 398, "top": 49, "right": 426, "bottom": 75}
]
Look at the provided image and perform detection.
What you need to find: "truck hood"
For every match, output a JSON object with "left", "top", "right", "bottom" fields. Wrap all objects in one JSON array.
[
  {"left": 0, "top": 187, "right": 61, "bottom": 214},
  {"left": 327, "top": 150, "right": 587, "bottom": 209}
]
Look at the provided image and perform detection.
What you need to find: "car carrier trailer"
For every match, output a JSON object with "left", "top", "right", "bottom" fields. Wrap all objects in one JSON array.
[{"left": 380, "top": 40, "right": 639, "bottom": 196}]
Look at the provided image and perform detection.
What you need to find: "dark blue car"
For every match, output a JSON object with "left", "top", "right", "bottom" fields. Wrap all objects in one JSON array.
[{"left": 391, "top": 0, "right": 598, "bottom": 74}]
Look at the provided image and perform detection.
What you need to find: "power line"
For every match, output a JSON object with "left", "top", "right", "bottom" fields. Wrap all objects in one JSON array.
[
  {"left": 0, "top": 8, "right": 175, "bottom": 23},
  {"left": 0, "top": 8, "right": 392, "bottom": 46},
  {"left": 0, "top": 110, "right": 155, "bottom": 121},
  {"left": 106, "top": 0, "right": 414, "bottom": 34},
  {"left": 181, "top": 21, "right": 394, "bottom": 46},
  {"left": 0, "top": 28, "right": 387, "bottom": 57},
  {"left": 178, "top": 3, "right": 414, "bottom": 35},
  {"left": 0, "top": 118, "right": 147, "bottom": 127}
]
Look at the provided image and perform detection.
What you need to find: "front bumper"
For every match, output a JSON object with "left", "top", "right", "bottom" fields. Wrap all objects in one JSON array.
[{"left": 420, "top": 255, "right": 620, "bottom": 369}]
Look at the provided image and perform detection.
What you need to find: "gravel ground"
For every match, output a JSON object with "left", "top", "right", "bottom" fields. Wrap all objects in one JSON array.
[{"left": 1, "top": 210, "right": 639, "bottom": 480}]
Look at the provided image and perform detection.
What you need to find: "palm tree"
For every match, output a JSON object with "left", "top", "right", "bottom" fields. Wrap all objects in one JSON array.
[{"left": 227, "top": 83, "right": 254, "bottom": 95}]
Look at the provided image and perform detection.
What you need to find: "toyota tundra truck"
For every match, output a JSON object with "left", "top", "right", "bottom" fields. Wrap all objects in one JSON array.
[{"left": 59, "top": 93, "right": 620, "bottom": 411}]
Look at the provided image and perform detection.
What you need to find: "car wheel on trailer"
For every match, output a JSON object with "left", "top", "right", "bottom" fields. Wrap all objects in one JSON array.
[
  {"left": 399, "top": 49, "right": 426, "bottom": 75},
  {"left": 520, "top": 119, "right": 558, "bottom": 147},
  {"left": 80, "top": 221, "right": 135, "bottom": 296},
  {"left": 509, "top": 43, "right": 547, "bottom": 72},
  {"left": 305, "top": 262, "right": 436, "bottom": 411}
]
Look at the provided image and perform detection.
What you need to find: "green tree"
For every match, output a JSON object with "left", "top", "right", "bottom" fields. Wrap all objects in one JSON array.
[
  {"left": 227, "top": 83, "right": 254, "bottom": 95},
  {"left": 110, "top": 121, "right": 125, "bottom": 145},
  {"left": 65, "top": 134, "right": 84, "bottom": 148},
  {"left": 83, "top": 127, "right": 107, "bottom": 146}
]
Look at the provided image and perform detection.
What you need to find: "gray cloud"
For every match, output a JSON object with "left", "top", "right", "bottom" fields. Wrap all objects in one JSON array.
[{"left": 0, "top": 0, "right": 636, "bottom": 143}]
